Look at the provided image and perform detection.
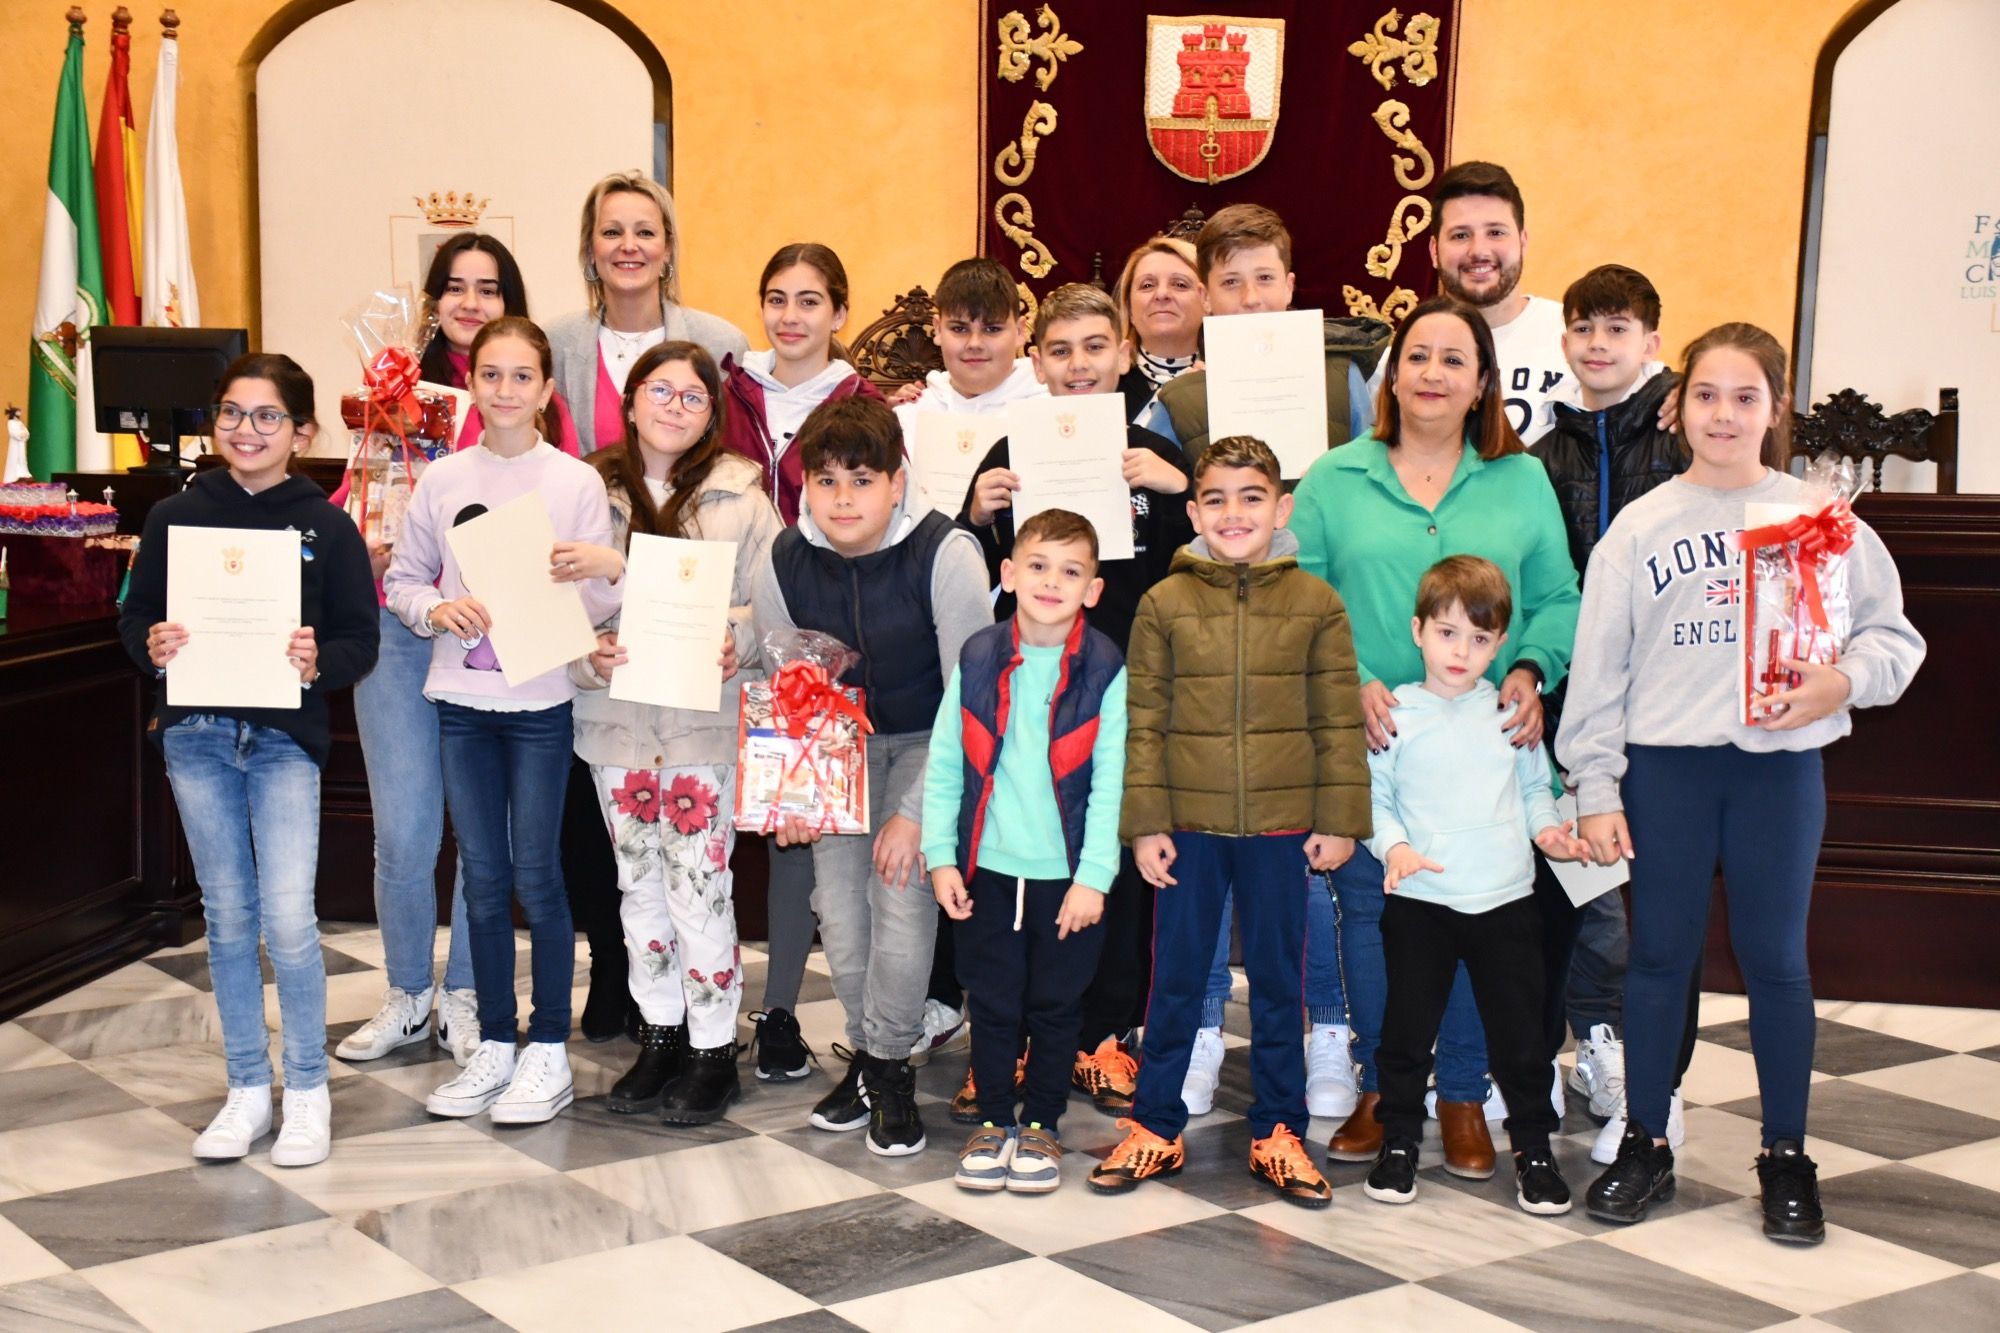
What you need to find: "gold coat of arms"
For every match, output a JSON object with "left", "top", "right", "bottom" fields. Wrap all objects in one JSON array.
[{"left": 1144, "top": 14, "right": 1285, "bottom": 185}]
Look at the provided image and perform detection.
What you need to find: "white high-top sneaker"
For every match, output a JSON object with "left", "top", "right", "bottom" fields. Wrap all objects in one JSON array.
[
  {"left": 436, "top": 988, "right": 481, "bottom": 1067},
  {"left": 335, "top": 987, "right": 434, "bottom": 1061},
  {"left": 426, "top": 1040, "right": 517, "bottom": 1117},
  {"left": 1181, "top": 1026, "right": 1226, "bottom": 1116},
  {"left": 270, "top": 1084, "right": 333, "bottom": 1167},
  {"left": 1569, "top": 1023, "right": 1627, "bottom": 1121},
  {"left": 490, "top": 1041, "right": 575, "bottom": 1124},
  {"left": 192, "top": 1085, "right": 272, "bottom": 1160},
  {"left": 1305, "top": 1025, "right": 1360, "bottom": 1118},
  {"left": 1592, "top": 1089, "right": 1687, "bottom": 1165}
]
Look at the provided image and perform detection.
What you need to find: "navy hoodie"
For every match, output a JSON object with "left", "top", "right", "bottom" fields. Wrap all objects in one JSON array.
[{"left": 119, "top": 468, "right": 379, "bottom": 766}]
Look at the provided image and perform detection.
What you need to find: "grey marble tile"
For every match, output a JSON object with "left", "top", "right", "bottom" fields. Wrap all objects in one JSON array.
[
  {"left": 694, "top": 1192, "right": 1026, "bottom": 1305},
  {"left": 1715, "top": 1079, "right": 2000, "bottom": 1160},
  {"left": 1424, "top": 1237, "right": 1795, "bottom": 1332},
  {"left": 16, "top": 994, "right": 218, "bottom": 1061},
  {"left": 0, "top": 1164, "right": 324, "bottom": 1268},
  {"left": 1427, "top": 1128, "right": 1744, "bottom": 1235},
  {"left": 1053, "top": 1212, "right": 1400, "bottom": 1330},
  {"left": 144, "top": 943, "right": 376, "bottom": 992},
  {"left": 466, "top": 1092, "right": 751, "bottom": 1171},
  {"left": 733, "top": 1314, "right": 867, "bottom": 1333},
  {"left": 1819, "top": 1272, "right": 2000, "bottom": 1333},
  {"left": 1970, "top": 1044, "right": 2000, "bottom": 1063},
  {"left": 0, "top": 1062, "right": 144, "bottom": 1131},
  {"left": 1820, "top": 1162, "right": 2000, "bottom": 1268},
  {"left": 157, "top": 1073, "right": 433, "bottom": 1142},
  {"left": 263, "top": 1287, "right": 513, "bottom": 1332},
  {"left": 0, "top": 1273, "right": 146, "bottom": 1330},
  {"left": 765, "top": 1122, "right": 962, "bottom": 1190},
  {"left": 353, "top": 1172, "right": 667, "bottom": 1284},
  {"left": 1698, "top": 1018, "right": 1952, "bottom": 1077}
]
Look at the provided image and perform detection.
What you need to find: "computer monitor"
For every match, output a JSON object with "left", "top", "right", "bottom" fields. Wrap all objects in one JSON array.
[{"left": 90, "top": 326, "right": 249, "bottom": 472}]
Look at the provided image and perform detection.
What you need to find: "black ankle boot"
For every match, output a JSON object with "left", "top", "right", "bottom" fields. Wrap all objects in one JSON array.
[
  {"left": 659, "top": 1041, "right": 741, "bottom": 1125},
  {"left": 580, "top": 957, "right": 630, "bottom": 1044},
  {"left": 607, "top": 1023, "right": 686, "bottom": 1114}
]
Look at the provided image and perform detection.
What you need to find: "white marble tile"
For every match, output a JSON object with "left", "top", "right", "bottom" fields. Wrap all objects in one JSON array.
[
  {"left": 352, "top": 1053, "right": 466, "bottom": 1103},
  {"left": 1250, "top": 1282, "right": 1532, "bottom": 1331},
  {"left": 81, "top": 1043, "right": 231, "bottom": 1106},
  {"left": 1697, "top": 992, "right": 1753, "bottom": 1026},
  {"left": 1598, "top": 1197, "right": 1961, "bottom": 1314},
  {"left": 243, "top": 1119, "right": 553, "bottom": 1215},
  {"left": 82, "top": 1217, "right": 436, "bottom": 1333},
  {"left": 0, "top": 1213, "right": 68, "bottom": 1287},
  {"left": 453, "top": 1234, "right": 815, "bottom": 1332},
  {"left": 317, "top": 928, "right": 389, "bottom": 970},
  {"left": 899, "top": 1169, "right": 1225, "bottom": 1256},
  {"left": 0, "top": 1024, "right": 72, "bottom": 1073},
  {"left": 18, "top": 994, "right": 220, "bottom": 1061},
  {"left": 1847, "top": 1053, "right": 2000, "bottom": 1120},
  {"left": 1679, "top": 1039, "right": 1776, "bottom": 1108},
  {"left": 1815, "top": 1000, "right": 2000, "bottom": 1052},
  {"left": 0, "top": 1273, "right": 146, "bottom": 1330},
  {"left": 830, "top": 1255, "right": 1200, "bottom": 1333},
  {"left": 1905, "top": 1135, "right": 2000, "bottom": 1195},
  {"left": 791, "top": 996, "right": 857, "bottom": 1057},
  {"left": 1670, "top": 1106, "right": 1885, "bottom": 1194},
  {"left": 572, "top": 1134, "right": 880, "bottom": 1233},
  {"left": 1239, "top": 1181, "right": 1572, "bottom": 1282},
  {"left": 23, "top": 965, "right": 201, "bottom": 1017},
  {"left": 0, "top": 1108, "right": 194, "bottom": 1202}
]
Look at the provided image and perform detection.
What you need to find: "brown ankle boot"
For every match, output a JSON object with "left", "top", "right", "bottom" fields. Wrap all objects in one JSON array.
[
  {"left": 1439, "top": 1099, "right": 1496, "bottom": 1179},
  {"left": 1327, "top": 1091, "right": 1383, "bottom": 1162}
]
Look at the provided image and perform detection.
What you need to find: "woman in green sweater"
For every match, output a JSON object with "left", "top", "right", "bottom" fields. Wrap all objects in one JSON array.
[{"left": 1291, "top": 294, "right": 1580, "bottom": 1177}]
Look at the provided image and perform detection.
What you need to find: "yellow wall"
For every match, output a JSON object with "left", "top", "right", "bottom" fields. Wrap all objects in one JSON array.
[{"left": 0, "top": 0, "right": 1860, "bottom": 426}]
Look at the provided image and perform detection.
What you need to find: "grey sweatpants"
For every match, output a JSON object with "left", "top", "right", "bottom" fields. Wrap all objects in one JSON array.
[{"left": 809, "top": 730, "right": 938, "bottom": 1061}]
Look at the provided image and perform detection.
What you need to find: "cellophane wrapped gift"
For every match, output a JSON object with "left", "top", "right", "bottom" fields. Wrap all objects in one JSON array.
[
  {"left": 336, "top": 286, "right": 456, "bottom": 547},
  {"left": 735, "top": 629, "right": 873, "bottom": 835},
  {"left": 1737, "top": 456, "right": 1860, "bottom": 725}
]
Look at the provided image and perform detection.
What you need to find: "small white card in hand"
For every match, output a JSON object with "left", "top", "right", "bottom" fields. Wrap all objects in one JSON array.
[
  {"left": 444, "top": 492, "right": 599, "bottom": 687},
  {"left": 1007, "top": 395, "right": 1134, "bottom": 561},
  {"left": 166, "top": 526, "right": 302, "bottom": 709},
  {"left": 1547, "top": 791, "right": 1629, "bottom": 907},
  {"left": 1204, "top": 308, "right": 1329, "bottom": 479},
  {"left": 910, "top": 412, "right": 1007, "bottom": 518},
  {"left": 609, "top": 534, "right": 737, "bottom": 712}
]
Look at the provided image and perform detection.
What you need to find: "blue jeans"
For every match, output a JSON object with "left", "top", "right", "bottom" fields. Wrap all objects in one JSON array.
[
  {"left": 1332, "top": 842, "right": 1490, "bottom": 1101},
  {"left": 1567, "top": 888, "right": 1628, "bottom": 1039},
  {"left": 162, "top": 717, "right": 328, "bottom": 1091},
  {"left": 437, "top": 701, "right": 575, "bottom": 1044},
  {"left": 352, "top": 605, "right": 472, "bottom": 995},
  {"left": 1202, "top": 873, "right": 1345, "bottom": 1028}
]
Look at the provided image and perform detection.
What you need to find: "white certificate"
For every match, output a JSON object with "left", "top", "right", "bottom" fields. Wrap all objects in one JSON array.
[
  {"left": 166, "top": 526, "right": 301, "bottom": 710},
  {"left": 1204, "top": 308, "right": 1330, "bottom": 479},
  {"left": 1546, "top": 791, "right": 1629, "bottom": 907},
  {"left": 444, "top": 492, "right": 599, "bottom": 687},
  {"left": 910, "top": 412, "right": 1007, "bottom": 518},
  {"left": 1007, "top": 395, "right": 1135, "bottom": 561},
  {"left": 608, "top": 534, "right": 737, "bottom": 712}
]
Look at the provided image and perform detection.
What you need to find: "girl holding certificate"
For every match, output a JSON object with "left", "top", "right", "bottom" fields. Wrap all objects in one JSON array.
[
  {"left": 120, "top": 353, "right": 380, "bottom": 1168},
  {"left": 385, "top": 317, "right": 623, "bottom": 1126},
  {"left": 572, "top": 341, "right": 780, "bottom": 1123}
]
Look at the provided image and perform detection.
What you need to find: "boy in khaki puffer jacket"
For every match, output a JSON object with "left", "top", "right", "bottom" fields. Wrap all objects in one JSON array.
[{"left": 1088, "top": 436, "right": 1370, "bottom": 1208}]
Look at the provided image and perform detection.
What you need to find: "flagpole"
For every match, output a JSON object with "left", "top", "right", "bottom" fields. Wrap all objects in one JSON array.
[{"left": 143, "top": 7, "right": 200, "bottom": 332}]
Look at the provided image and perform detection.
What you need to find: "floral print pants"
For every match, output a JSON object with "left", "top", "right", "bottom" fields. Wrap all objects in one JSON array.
[{"left": 589, "top": 763, "right": 742, "bottom": 1048}]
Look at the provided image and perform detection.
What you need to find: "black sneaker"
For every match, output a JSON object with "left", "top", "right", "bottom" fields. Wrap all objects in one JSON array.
[
  {"left": 1586, "top": 1124, "right": 1676, "bottom": 1224},
  {"left": 866, "top": 1055, "right": 927, "bottom": 1157},
  {"left": 659, "top": 1041, "right": 741, "bottom": 1126},
  {"left": 808, "top": 1047, "right": 870, "bottom": 1132},
  {"left": 1515, "top": 1146, "right": 1573, "bottom": 1215},
  {"left": 1756, "top": 1140, "right": 1826, "bottom": 1245},
  {"left": 747, "top": 1008, "right": 814, "bottom": 1082},
  {"left": 606, "top": 1022, "right": 686, "bottom": 1114},
  {"left": 1363, "top": 1137, "right": 1419, "bottom": 1205}
]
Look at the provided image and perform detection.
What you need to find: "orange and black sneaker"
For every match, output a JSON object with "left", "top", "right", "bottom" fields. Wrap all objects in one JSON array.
[
  {"left": 1071, "top": 1037, "right": 1139, "bottom": 1116},
  {"left": 1250, "top": 1123, "right": 1333, "bottom": 1208},
  {"left": 1088, "top": 1119, "right": 1186, "bottom": 1193},
  {"left": 950, "top": 1057, "right": 1026, "bottom": 1125}
]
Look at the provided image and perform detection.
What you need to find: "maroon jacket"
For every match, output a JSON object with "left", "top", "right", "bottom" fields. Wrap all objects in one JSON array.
[{"left": 720, "top": 357, "right": 883, "bottom": 525}]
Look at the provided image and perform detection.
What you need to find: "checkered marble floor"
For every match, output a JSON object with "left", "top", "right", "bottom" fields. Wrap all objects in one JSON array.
[{"left": 3, "top": 927, "right": 1999, "bottom": 1332}]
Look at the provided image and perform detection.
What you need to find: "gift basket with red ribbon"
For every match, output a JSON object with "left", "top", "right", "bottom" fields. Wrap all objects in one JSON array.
[
  {"left": 337, "top": 286, "right": 458, "bottom": 546},
  {"left": 734, "top": 629, "right": 873, "bottom": 835},
  {"left": 1736, "top": 456, "right": 1860, "bottom": 724}
]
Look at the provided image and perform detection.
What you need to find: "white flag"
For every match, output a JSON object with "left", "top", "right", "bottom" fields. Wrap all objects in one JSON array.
[{"left": 141, "top": 34, "right": 199, "bottom": 328}]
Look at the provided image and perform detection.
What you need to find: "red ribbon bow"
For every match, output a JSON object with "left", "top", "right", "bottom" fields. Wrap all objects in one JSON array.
[
  {"left": 1738, "top": 498, "right": 1857, "bottom": 632},
  {"left": 363, "top": 346, "right": 422, "bottom": 422},
  {"left": 769, "top": 660, "right": 873, "bottom": 739}
]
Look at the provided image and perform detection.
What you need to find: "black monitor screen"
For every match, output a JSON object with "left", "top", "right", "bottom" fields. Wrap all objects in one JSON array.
[{"left": 90, "top": 326, "right": 249, "bottom": 447}]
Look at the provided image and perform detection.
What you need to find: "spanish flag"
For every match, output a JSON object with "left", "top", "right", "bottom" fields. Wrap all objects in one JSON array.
[{"left": 95, "top": 7, "right": 144, "bottom": 469}]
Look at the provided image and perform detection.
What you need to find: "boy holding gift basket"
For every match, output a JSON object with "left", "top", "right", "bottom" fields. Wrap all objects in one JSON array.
[
  {"left": 748, "top": 396, "right": 992, "bottom": 1157},
  {"left": 1559, "top": 323, "right": 1925, "bottom": 1243}
]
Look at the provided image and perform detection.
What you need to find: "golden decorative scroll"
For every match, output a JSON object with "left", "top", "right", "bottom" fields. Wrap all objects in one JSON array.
[
  {"left": 997, "top": 5, "right": 1083, "bottom": 91},
  {"left": 1371, "top": 99, "right": 1434, "bottom": 192},
  {"left": 1365, "top": 195, "right": 1432, "bottom": 280},
  {"left": 995, "top": 192, "right": 1057, "bottom": 279},
  {"left": 1016, "top": 283, "right": 1040, "bottom": 332},
  {"left": 1344, "top": 284, "right": 1419, "bottom": 324},
  {"left": 1348, "top": 9, "right": 1440, "bottom": 90},
  {"left": 993, "top": 101, "right": 1058, "bottom": 188}
]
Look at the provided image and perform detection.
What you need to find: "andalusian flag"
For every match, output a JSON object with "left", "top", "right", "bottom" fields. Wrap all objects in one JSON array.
[
  {"left": 143, "top": 27, "right": 200, "bottom": 331},
  {"left": 29, "top": 20, "right": 108, "bottom": 479},
  {"left": 96, "top": 12, "right": 145, "bottom": 469}
]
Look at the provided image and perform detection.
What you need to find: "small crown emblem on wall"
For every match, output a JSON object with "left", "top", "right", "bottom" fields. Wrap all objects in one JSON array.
[
  {"left": 222, "top": 546, "right": 245, "bottom": 575},
  {"left": 415, "top": 190, "right": 491, "bottom": 228}
]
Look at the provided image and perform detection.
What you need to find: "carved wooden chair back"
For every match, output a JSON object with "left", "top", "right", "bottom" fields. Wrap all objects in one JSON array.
[{"left": 1792, "top": 387, "right": 1959, "bottom": 493}]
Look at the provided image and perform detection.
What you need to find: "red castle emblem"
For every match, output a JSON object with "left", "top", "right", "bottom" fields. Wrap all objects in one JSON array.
[{"left": 1145, "top": 16, "right": 1285, "bottom": 185}]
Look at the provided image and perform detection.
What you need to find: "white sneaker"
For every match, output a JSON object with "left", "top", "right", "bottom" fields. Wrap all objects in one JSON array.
[
  {"left": 1568, "top": 1024, "right": 1626, "bottom": 1121},
  {"left": 335, "top": 986, "right": 434, "bottom": 1061},
  {"left": 437, "top": 988, "right": 481, "bottom": 1067},
  {"left": 270, "top": 1084, "right": 332, "bottom": 1167},
  {"left": 1305, "top": 1025, "right": 1360, "bottom": 1118},
  {"left": 192, "top": 1085, "right": 272, "bottom": 1160},
  {"left": 909, "top": 999, "right": 967, "bottom": 1067},
  {"left": 1592, "top": 1089, "right": 1687, "bottom": 1165},
  {"left": 426, "top": 1039, "right": 517, "bottom": 1117},
  {"left": 490, "top": 1041, "right": 575, "bottom": 1124},
  {"left": 1181, "top": 1026, "right": 1225, "bottom": 1116}
]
